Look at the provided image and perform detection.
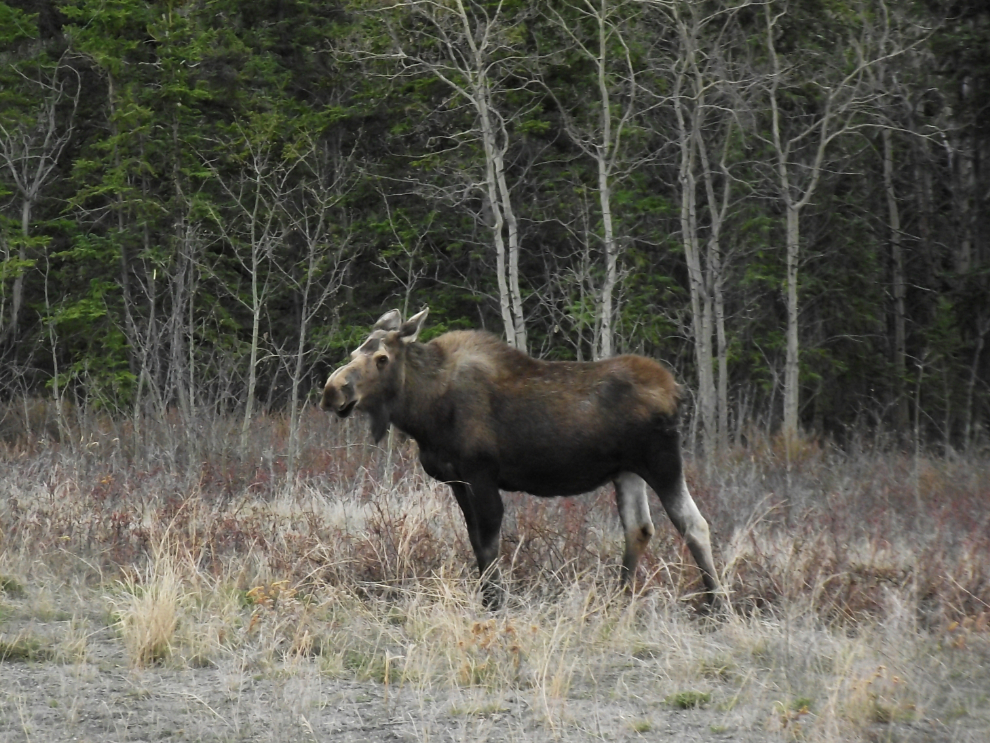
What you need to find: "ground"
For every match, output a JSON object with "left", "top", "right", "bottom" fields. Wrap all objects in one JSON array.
[{"left": 2, "top": 580, "right": 987, "bottom": 743}]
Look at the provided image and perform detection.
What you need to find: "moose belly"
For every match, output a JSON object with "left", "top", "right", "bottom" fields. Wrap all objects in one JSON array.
[{"left": 495, "top": 442, "right": 622, "bottom": 497}]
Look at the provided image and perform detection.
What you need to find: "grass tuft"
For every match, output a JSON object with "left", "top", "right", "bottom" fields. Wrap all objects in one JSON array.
[
  {"left": 0, "top": 575, "right": 26, "bottom": 598},
  {"left": 0, "top": 634, "right": 55, "bottom": 662},
  {"left": 630, "top": 718, "right": 653, "bottom": 732},
  {"left": 665, "top": 690, "right": 713, "bottom": 709},
  {"left": 110, "top": 548, "right": 184, "bottom": 667}
]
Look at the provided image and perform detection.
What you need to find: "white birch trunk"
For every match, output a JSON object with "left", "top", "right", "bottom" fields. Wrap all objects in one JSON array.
[
  {"left": 595, "top": 0, "right": 618, "bottom": 360},
  {"left": 597, "top": 157, "right": 618, "bottom": 359},
  {"left": 478, "top": 100, "right": 517, "bottom": 348},
  {"left": 673, "top": 20, "right": 717, "bottom": 451},
  {"left": 675, "top": 86, "right": 716, "bottom": 449},
  {"left": 783, "top": 204, "right": 801, "bottom": 440},
  {"left": 240, "top": 238, "right": 262, "bottom": 453},
  {"left": 454, "top": 0, "right": 526, "bottom": 351}
]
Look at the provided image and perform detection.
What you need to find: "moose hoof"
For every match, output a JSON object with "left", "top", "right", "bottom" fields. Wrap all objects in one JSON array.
[{"left": 481, "top": 582, "right": 505, "bottom": 611}]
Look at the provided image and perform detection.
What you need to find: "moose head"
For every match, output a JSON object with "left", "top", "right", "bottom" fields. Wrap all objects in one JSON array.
[{"left": 320, "top": 308, "right": 429, "bottom": 441}]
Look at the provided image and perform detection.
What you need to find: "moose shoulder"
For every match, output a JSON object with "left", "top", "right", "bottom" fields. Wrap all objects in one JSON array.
[{"left": 321, "top": 308, "right": 721, "bottom": 609}]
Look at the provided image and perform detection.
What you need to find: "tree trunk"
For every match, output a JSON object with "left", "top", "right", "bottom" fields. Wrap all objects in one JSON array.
[
  {"left": 782, "top": 203, "right": 801, "bottom": 441},
  {"left": 696, "top": 118, "right": 732, "bottom": 450},
  {"left": 7, "top": 198, "right": 32, "bottom": 344},
  {"left": 964, "top": 315, "right": 989, "bottom": 448},
  {"left": 597, "top": 154, "right": 618, "bottom": 359},
  {"left": 883, "top": 128, "right": 909, "bottom": 431},
  {"left": 169, "top": 240, "right": 191, "bottom": 421},
  {"left": 677, "top": 115, "right": 716, "bottom": 450},
  {"left": 714, "top": 261, "right": 728, "bottom": 447},
  {"left": 287, "top": 295, "right": 308, "bottom": 482},
  {"left": 447, "top": 0, "right": 526, "bottom": 352},
  {"left": 481, "top": 147, "right": 514, "bottom": 347},
  {"left": 952, "top": 129, "right": 974, "bottom": 275},
  {"left": 495, "top": 146, "right": 526, "bottom": 352},
  {"left": 477, "top": 80, "right": 523, "bottom": 351},
  {"left": 240, "top": 241, "right": 262, "bottom": 453},
  {"left": 595, "top": 3, "right": 618, "bottom": 360}
]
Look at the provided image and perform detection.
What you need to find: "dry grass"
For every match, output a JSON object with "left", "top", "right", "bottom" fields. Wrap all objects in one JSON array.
[
  {"left": 110, "top": 547, "right": 184, "bottom": 666},
  {"left": 0, "top": 400, "right": 988, "bottom": 741}
]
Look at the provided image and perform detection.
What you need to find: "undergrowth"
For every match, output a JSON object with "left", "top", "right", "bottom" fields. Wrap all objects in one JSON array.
[{"left": 1, "top": 399, "right": 988, "bottom": 741}]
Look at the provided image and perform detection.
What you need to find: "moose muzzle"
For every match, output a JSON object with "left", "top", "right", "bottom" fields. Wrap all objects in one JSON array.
[{"left": 321, "top": 370, "right": 357, "bottom": 417}]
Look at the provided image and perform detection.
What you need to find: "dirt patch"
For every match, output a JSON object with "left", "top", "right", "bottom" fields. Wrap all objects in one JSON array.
[
  {"left": 2, "top": 594, "right": 987, "bottom": 743},
  {"left": 0, "top": 633, "right": 729, "bottom": 741}
]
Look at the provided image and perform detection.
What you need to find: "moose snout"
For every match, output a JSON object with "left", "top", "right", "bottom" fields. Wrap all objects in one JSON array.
[
  {"left": 319, "top": 383, "right": 337, "bottom": 412},
  {"left": 321, "top": 372, "right": 356, "bottom": 417}
]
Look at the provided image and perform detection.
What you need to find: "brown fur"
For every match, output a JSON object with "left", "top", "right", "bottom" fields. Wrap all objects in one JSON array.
[{"left": 322, "top": 309, "right": 721, "bottom": 609}]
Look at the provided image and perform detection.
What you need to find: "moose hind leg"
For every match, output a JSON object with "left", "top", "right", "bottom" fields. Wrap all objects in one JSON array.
[
  {"left": 652, "top": 473, "right": 721, "bottom": 607},
  {"left": 614, "top": 472, "right": 655, "bottom": 586}
]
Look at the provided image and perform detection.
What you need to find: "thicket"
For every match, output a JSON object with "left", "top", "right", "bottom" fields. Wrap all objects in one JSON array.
[{"left": 2, "top": 403, "right": 988, "bottom": 627}]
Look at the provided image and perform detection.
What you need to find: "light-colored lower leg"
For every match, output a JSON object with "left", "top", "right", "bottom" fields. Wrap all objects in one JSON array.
[
  {"left": 671, "top": 476, "right": 720, "bottom": 597},
  {"left": 614, "top": 472, "right": 655, "bottom": 582}
]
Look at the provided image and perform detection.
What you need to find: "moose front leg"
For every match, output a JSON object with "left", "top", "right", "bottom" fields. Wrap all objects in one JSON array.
[{"left": 449, "top": 479, "right": 505, "bottom": 609}]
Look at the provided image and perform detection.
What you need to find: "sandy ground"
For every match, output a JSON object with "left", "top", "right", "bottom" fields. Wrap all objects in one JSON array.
[
  {"left": 1, "top": 615, "right": 738, "bottom": 743},
  {"left": 2, "top": 609, "right": 983, "bottom": 743}
]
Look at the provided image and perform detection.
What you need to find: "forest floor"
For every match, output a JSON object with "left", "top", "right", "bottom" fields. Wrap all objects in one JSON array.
[{"left": 1, "top": 409, "right": 989, "bottom": 742}]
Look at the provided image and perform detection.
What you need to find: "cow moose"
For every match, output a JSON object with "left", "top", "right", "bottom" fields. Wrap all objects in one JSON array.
[{"left": 321, "top": 308, "right": 721, "bottom": 610}]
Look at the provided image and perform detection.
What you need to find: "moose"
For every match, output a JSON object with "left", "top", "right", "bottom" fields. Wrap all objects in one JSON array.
[{"left": 321, "top": 308, "right": 721, "bottom": 610}]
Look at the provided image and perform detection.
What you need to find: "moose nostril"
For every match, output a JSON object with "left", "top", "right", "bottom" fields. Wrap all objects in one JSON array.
[{"left": 320, "top": 388, "right": 335, "bottom": 410}]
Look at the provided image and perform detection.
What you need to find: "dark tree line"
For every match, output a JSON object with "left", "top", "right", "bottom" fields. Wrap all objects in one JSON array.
[{"left": 1, "top": 0, "right": 988, "bottom": 453}]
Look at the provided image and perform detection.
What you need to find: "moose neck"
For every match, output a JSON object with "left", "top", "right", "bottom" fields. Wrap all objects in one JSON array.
[{"left": 389, "top": 340, "right": 446, "bottom": 445}]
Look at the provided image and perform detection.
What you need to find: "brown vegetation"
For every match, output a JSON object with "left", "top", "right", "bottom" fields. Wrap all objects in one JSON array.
[{"left": 1, "top": 399, "right": 988, "bottom": 741}]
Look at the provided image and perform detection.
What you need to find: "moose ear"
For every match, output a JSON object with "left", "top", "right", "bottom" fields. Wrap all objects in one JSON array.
[
  {"left": 373, "top": 309, "right": 402, "bottom": 332},
  {"left": 399, "top": 307, "right": 429, "bottom": 343}
]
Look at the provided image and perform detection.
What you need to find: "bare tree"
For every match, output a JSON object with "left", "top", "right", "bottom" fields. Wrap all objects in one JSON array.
[
  {"left": 543, "top": 0, "right": 645, "bottom": 359},
  {"left": 756, "top": 1, "right": 896, "bottom": 441},
  {"left": 375, "top": 0, "right": 532, "bottom": 349},
  {"left": 663, "top": 1, "right": 748, "bottom": 452},
  {"left": 0, "top": 52, "right": 79, "bottom": 347},
  {"left": 274, "top": 134, "right": 355, "bottom": 480},
  {"left": 856, "top": 1, "right": 934, "bottom": 435},
  {"left": 204, "top": 114, "right": 294, "bottom": 452},
  {"left": 881, "top": 126, "right": 909, "bottom": 430}
]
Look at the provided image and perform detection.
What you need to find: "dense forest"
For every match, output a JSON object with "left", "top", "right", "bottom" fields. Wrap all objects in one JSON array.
[{"left": 1, "top": 0, "right": 988, "bottom": 454}]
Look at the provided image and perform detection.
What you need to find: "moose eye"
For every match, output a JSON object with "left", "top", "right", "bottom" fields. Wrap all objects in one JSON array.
[{"left": 375, "top": 354, "right": 389, "bottom": 369}]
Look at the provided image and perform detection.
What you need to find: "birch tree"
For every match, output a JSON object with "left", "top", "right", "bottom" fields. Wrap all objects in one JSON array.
[
  {"left": 205, "top": 113, "right": 293, "bottom": 452},
  {"left": 857, "top": 2, "right": 933, "bottom": 434},
  {"left": 374, "top": 0, "right": 531, "bottom": 349},
  {"left": 757, "top": 1, "right": 893, "bottom": 441},
  {"left": 543, "top": 0, "right": 644, "bottom": 359},
  {"left": 0, "top": 50, "right": 79, "bottom": 348},
  {"left": 666, "top": 1, "right": 746, "bottom": 451},
  {"left": 275, "top": 131, "right": 355, "bottom": 479}
]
